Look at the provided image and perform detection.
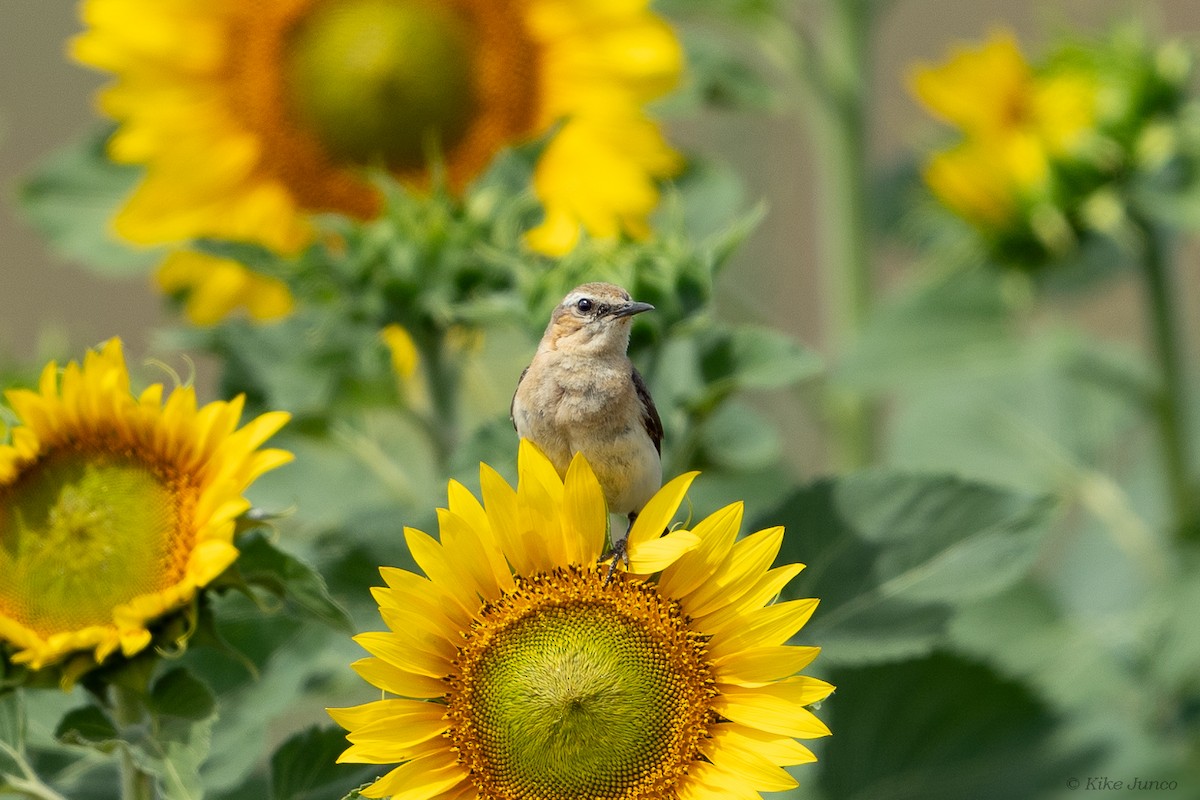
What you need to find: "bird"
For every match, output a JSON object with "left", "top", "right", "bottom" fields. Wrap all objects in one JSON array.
[{"left": 511, "top": 282, "right": 663, "bottom": 580}]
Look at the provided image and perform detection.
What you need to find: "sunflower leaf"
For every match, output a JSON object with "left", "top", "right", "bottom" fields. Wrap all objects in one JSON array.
[
  {"left": 813, "top": 653, "right": 1096, "bottom": 800},
  {"left": 690, "top": 324, "right": 823, "bottom": 411},
  {"left": 127, "top": 712, "right": 213, "bottom": 800},
  {"left": 0, "top": 691, "right": 25, "bottom": 773},
  {"left": 765, "top": 473, "right": 1054, "bottom": 666},
  {"left": 699, "top": 400, "right": 782, "bottom": 470},
  {"left": 16, "top": 126, "right": 162, "bottom": 276},
  {"left": 54, "top": 705, "right": 119, "bottom": 751},
  {"left": 148, "top": 668, "right": 216, "bottom": 722},
  {"left": 234, "top": 531, "right": 354, "bottom": 632},
  {"left": 833, "top": 268, "right": 1020, "bottom": 392},
  {"left": 270, "top": 726, "right": 378, "bottom": 800}
]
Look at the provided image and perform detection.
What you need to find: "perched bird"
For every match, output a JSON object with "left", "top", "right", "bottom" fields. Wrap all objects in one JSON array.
[{"left": 511, "top": 282, "right": 663, "bottom": 576}]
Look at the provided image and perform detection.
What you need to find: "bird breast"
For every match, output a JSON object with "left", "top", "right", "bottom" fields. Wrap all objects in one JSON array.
[{"left": 550, "top": 356, "right": 630, "bottom": 424}]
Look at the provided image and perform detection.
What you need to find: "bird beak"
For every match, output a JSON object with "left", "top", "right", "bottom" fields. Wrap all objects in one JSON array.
[{"left": 611, "top": 301, "right": 655, "bottom": 318}]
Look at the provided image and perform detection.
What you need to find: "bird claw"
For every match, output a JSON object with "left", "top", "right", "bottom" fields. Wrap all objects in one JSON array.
[{"left": 601, "top": 536, "right": 630, "bottom": 586}]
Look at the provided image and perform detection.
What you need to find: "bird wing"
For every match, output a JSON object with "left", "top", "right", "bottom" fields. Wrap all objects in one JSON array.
[
  {"left": 631, "top": 366, "right": 663, "bottom": 455},
  {"left": 510, "top": 366, "right": 529, "bottom": 431}
]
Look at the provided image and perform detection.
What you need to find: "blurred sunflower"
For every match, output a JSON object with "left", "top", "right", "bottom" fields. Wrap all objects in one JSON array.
[
  {"left": 0, "top": 340, "right": 291, "bottom": 670},
  {"left": 72, "top": 0, "right": 683, "bottom": 256},
  {"left": 157, "top": 250, "right": 294, "bottom": 325},
  {"left": 329, "top": 440, "right": 830, "bottom": 799},
  {"left": 910, "top": 30, "right": 1097, "bottom": 230}
]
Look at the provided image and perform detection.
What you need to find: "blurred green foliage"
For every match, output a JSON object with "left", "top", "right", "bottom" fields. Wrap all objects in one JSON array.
[{"left": 5, "top": 4, "right": 1200, "bottom": 800}]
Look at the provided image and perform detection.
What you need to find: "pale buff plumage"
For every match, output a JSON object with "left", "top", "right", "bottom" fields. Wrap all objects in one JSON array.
[{"left": 511, "top": 283, "right": 662, "bottom": 538}]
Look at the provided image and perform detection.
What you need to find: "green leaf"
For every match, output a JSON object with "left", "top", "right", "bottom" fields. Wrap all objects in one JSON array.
[
  {"left": 764, "top": 473, "right": 1054, "bottom": 665},
  {"left": 836, "top": 472, "right": 1056, "bottom": 603},
  {"left": 17, "top": 126, "right": 161, "bottom": 276},
  {"left": 814, "top": 653, "right": 1094, "bottom": 800},
  {"left": 148, "top": 668, "right": 217, "bottom": 722},
  {"left": 234, "top": 531, "right": 354, "bottom": 632},
  {"left": 271, "top": 726, "right": 377, "bottom": 800},
  {"left": 664, "top": 158, "right": 750, "bottom": 242},
  {"left": 192, "top": 238, "right": 287, "bottom": 275},
  {"left": 191, "top": 617, "right": 347, "bottom": 796},
  {"left": 0, "top": 691, "right": 24, "bottom": 774},
  {"left": 694, "top": 324, "right": 822, "bottom": 406},
  {"left": 54, "top": 705, "right": 119, "bottom": 751},
  {"left": 885, "top": 329, "right": 1153, "bottom": 491},
  {"left": 835, "top": 269, "right": 1019, "bottom": 391},
  {"left": 134, "top": 714, "right": 213, "bottom": 800},
  {"left": 699, "top": 400, "right": 781, "bottom": 470}
]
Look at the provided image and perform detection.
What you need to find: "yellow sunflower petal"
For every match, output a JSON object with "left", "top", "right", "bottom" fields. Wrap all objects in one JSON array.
[
  {"left": 516, "top": 438, "right": 568, "bottom": 570},
  {"left": 326, "top": 698, "right": 446, "bottom": 732},
  {"left": 703, "top": 727, "right": 799, "bottom": 792},
  {"left": 437, "top": 508, "right": 504, "bottom": 602},
  {"left": 446, "top": 479, "right": 515, "bottom": 593},
  {"left": 910, "top": 29, "right": 1032, "bottom": 136},
  {"left": 359, "top": 751, "right": 465, "bottom": 800},
  {"left": 627, "top": 529, "right": 701, "bottom": 574},
  {"left": 682, "top": 526, "right": 787, "bottom": 618},
  {"left": 710, "top": 723, "right": 818, "bottom": 767},
  {"left": 341, "top": 717, "right": 450, "bottom": 762},
  {"left": 657, "top": 501, "right": 743, "bottom": 600},
  {"left": 722, "top": 675, "right": 836, "bottom": 707},
  {"left": 627, "top": 470, "right": 698, "bottom": 549},
  {"left": 562, "top": 452, "right": 609, "bottom": 563},
  {"left": 377, "top": 566, "right": 475, "bottom": 632},
  {"left": 354, "top": 631, "right": 454, "bottom": 679},
  {"left": 157, "top": 250, "right": 294, "bottom": 325},
  {"left": 380, "top": 324, "right": 420, "bottom": 380},
  {"left": 698, "top": 563, "right": 805, "bottom": 633},
  {"left": 480, "top": 462, "right": 537, "bottom": 576},
  {"left": 404, "top": 527, "right": 484, "bottom": 617},
  {"left": 713, "top": 691, "right": 832, "bottom": 739},
  {"left": 713, "top": 644, "right": 822, "bottom": 688},
  {"left": 351, "top": 657, "right": 448, "bottom": 700},
  {"left": 676, "top": 761, "right": 764, "bottom": 800},
  {"left": 706, "top": 598, "right": 821, "bottom": 660}
]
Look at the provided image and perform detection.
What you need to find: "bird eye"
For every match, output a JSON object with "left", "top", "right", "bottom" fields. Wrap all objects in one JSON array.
[{"left": 576, "top": 298, "right": 593, "bottom": 313}]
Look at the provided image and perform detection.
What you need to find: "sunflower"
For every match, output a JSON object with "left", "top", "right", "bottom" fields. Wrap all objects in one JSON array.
[
  {"left": 0, "top": 339, "right": 292, "bottom": 670},
  {"left": 157, "top": 250, "right": 295, "bottom": 325},
  {"left": 329, "top": 440, "right": 831, "bottom": 799},
  {"left": 72, "top": 0, "right": 683, "bottom": 257},
  {"left": 910, "top": 30, "right": 1097, "bottom": 229}
]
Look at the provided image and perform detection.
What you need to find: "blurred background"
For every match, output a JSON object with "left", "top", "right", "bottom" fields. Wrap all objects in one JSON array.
[
  {"left": 4, "top": 0, "right": 1197, "bottom": 384},
  {"left": 4, "top": 4, "right": 1200, "bottom": 798}
]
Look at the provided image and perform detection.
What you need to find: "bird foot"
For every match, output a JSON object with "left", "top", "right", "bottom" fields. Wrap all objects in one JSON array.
[{"left": 601, "top": 535, "right": 631, "bottom": 586}]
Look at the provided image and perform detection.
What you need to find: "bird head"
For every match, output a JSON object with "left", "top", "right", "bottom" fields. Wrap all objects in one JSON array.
[{"left": 543, "top": 282, "right": 654, "bottom": 356}]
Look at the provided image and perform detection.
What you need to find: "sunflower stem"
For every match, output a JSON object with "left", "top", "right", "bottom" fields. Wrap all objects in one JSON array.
[
  {"left": 113, "top": 687, "right": 154, "bottom": 800},
  {"left": 1132, "top": 211, "right": 1196, "bottom": 537},
  {"left": 805, "top": 0, "right": 878, "bottom": 470},
  {"left": 0, "top": 735, "right": 71, "bottom": 800},
  {"left": 417, "top": 330, "right": 462, "bottom": 472}
]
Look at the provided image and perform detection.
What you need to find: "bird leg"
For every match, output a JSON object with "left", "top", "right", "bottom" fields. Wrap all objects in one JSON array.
[{"left": 602, "top": 512, "right": 636, "bottom": 585}]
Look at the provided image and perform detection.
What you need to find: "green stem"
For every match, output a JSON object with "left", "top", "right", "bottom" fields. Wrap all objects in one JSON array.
[
  {"left": 0, "top": 737, "right": 70, "bottom": 800},
  {"left": 417, "top": 329, "right": 462, "bottom": 471},
  {"left": 806, "top": 0, "right": 877, "bottom": 470},
  {"left": 112, "top": 687, "right": 153, "bottom": 800},
  {"left": 1133, "top": 213, "right": 1195, "bottom": 535}
]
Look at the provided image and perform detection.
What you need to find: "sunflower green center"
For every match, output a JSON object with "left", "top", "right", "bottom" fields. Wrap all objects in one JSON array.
[
  {"left": 0, "top": 450, "right": 188, "bottom": 635},
  {"left": 448, "top": 566, "right": 717, "bottom": 800},
  {"left": 284, "top": 0, "right": 478, "bottom": 171}
]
